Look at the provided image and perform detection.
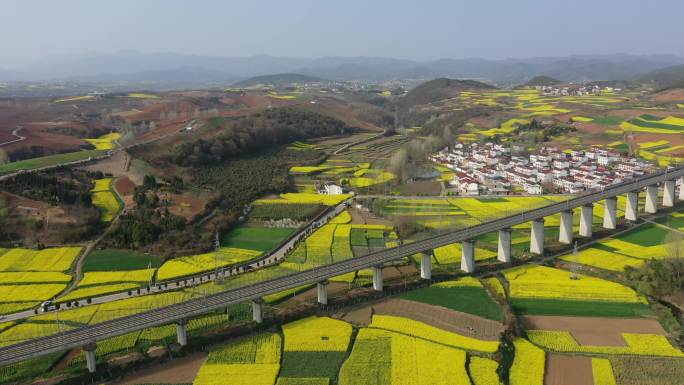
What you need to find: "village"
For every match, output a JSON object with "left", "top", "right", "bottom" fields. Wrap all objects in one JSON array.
[
  {"left": 431, "top": 142, "right": 658, "bottom": 196},
  {"left": 537, "top": 84, "right": 617, "bottom": 96}
]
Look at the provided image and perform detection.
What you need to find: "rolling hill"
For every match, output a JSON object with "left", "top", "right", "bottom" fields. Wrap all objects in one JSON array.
[
  {"left": 233, "top": 73, "right": 327, "bottom": 88},
  {"left": 518, "top": 75, "right": 562, "bottom": 88},
  {"left": 638, "top": 64, "right": 684, "bottom": 89},
  {"left": 399, "top": 78, "right": 496, "bottom": 108}
]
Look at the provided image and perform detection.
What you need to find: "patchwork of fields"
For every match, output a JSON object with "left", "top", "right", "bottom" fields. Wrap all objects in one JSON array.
[
  {"left": 3, "top": 85, "right": 684, "bottom": 384},
  {"left": 0, "top": 247, "right": 81, "bottom": 314}
]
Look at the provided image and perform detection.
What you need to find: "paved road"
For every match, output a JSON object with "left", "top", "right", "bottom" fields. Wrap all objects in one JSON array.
[{"left": 1, "top": 167, "right": 683, "bottom": 364}]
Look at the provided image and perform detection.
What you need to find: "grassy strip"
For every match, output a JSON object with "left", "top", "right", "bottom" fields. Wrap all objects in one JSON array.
[
  {"left": 399, "top": 286, "right": 503, "bottom": 321},
  {"left": 511, "top": 298, "right": 653, "bottom": 317},
  {"left": 221, "top": 227, "right": 295, "bottom": 252},
  {"left": 0, "top": 150, "right": 105, "bottom": 174},
  {"left": 83, "top": 249, "right": 161, "bottom": 272}
]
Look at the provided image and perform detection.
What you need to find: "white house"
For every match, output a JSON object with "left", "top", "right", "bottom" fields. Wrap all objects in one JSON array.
[
  {"left": 524, "top": 183, "right": 543, "bottom": 195},
  {"left": 322, "top": 184, "right": 344, "bottom": 195}
]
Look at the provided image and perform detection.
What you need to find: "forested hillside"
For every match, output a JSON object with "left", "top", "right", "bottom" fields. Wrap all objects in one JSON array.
[{"left": 169, "top": 108, "right": 354, "bottom": 167}]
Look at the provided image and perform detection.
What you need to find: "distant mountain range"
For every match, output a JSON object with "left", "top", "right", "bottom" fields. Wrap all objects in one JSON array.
[
  {"left": 232, "top": 73, "right": 326, "bottom": 88},
  {"left": 638, "top": 64, "right": 684, "bottom": 90},
  {"left": 1, "top": 51, "right": 684, "bottom": 89},
  {"left": 519, "top": 75, "right": 563, "bottom": 88}
]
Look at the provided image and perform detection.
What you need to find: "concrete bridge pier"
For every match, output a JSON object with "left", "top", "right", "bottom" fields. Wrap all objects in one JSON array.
[
  {"left": 497, "top": 229, "right": 512, "bottom": 263},
  {"left": 603, "top": 197, "right": 617, "bottom": 229},
  {"left": 625, "top": 191, "right": 639, "bottom": 221},
  {"left": 530, "top": 218, "right": 545, "bottom": 255},
  {"left": 420, "top": 253, "right": 432, "bottom": 280},
  {"left": 645, "top": 185, "right": 658, "bottom": 214},
  {"left": 84, "top": 342, "right": 97, "bottom": 373},
  {"left": 252, "top": 298, "right": 264, "bottom": 324},
  {"left": 663, "top": 180, "right": 675, "bottom": 207},
  {"left": 579, "top": 204, "right": 593, "bottom": 237},
  {"left": 461, "top": 240, "right": 475, "bottom": 273},
  {"left": 317, "top": 281, "right": 329, "bottom": 305},
  {"left": 372, "top": 265, "right": 384, "bottom": 291},
  {"left": 558, "top": 210, "right": 574, "bottom": 244},
  {"left": 176, "top": 320, "right": 187, "bottom": 346},
  {"left": 680, "top": 176, "right": 684, "bottom": 201}
]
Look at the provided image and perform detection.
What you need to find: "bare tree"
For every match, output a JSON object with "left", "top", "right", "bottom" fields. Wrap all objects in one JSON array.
[
  {"left": 665, "top": 230, "right": 684, "bottom": 259},
  {"left": 0, "top": 148, "right": 9, "bottom": 165}
]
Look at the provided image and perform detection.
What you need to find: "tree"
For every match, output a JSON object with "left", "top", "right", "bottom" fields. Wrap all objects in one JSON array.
[
  {"left": 143, "top": 174, "right": 157, "bottom": 190},
  {"left": 665, "top": 230, "right": 684, "bottom": 259},
  {"left": 0, "top": 148, "right": 9, "bottom": 165}
]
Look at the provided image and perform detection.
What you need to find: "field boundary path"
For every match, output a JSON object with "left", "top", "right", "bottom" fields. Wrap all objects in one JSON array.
[
  {"left": 333, "top": 132, "right": 384, "bottom": 155},
  {"left": 0, "top": 127, "right": 25, "bottom": 147}
]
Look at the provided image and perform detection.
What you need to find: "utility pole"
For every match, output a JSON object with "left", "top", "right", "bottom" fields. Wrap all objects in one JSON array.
[
  {"left": 214, "top": 229, "right": 223, "bottom": 283},
  {"left": 570, "top": 241, "right": 579, "bottom": 280}
]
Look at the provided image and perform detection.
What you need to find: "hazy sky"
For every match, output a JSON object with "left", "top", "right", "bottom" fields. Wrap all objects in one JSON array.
[{"left": 2, "top": 0, "right": 683, "bottom": 67}]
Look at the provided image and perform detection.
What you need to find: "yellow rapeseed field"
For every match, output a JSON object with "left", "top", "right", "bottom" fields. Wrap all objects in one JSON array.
[
  {"left": 599, "top": 239, "right": 668, "bottom": 260},
  {"left": 433, "top": 277, "right": 483, "bottom": 288},
  {"left": 469, "top": 357, "right": 502, "bottom": 385},
  {"left": 91, "top": 178, "right": 121, "bottom": 222},
  {"left": 510, "top": 338, "right": 545, "bottom": 385},
  {"left": 79, "top": 269, "right": 154, "bottom": 286},
  {"left": 0, "top": 247, "right": 81, "bottom": 272},
  {"left": 592, "top": 358, "right": 617, "bottom": 385},
  {"left": 484, "top": 277, "right": 506, "bottom": 299},
  {"left": 194, "top": 364, "right": 280, "bottom": 385},
  {"left": 194, "top": 332, "right": 281, "bottom": 385},
  {"left": 369, "top": 315, "right": 499, "bottom": 353},
  {"left": 433, "top": 243, "right": 496, "bottom": 264},
  {"left": 126, "top": 93, "right": 158, "bottom": 99},
  {"left": 156, "top": 247, "right": 261, "bottom": 281},
  {"left": 282, "top": 317, "right": 352, "bottom": 352},
  {"left": 305, "top": 224, "right": 336, "bottom": 264},
  {"left": 560, "top": 248, "right": 644, "bottom": 272},
  {"left": 329, "top": 210, "right": 351, "bottom": 224},
  {"left": 54, "top": 95, "right": 94, "bottom": 103},
  {"left": 86, "top": 132, "right": 121, "bottom": 150},
  {"left": 0, "top": 272, "right": 71, "bottom": 283},
  {"left": 0, "top": 284, "right": 67, "bottom": 302},
  {"left": 389, "top": 329, "right": 471, "bottom": 385},
  {"left": 256, "top": 193, "right": 351, "bottom": 206},
  {"left": 526, "top": 330, "right": 684, "bottom": 357},
  {"left": 503, "top": 265, "right": 646, "bottom": 303}
]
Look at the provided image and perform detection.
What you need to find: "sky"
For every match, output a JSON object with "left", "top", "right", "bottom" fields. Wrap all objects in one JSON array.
[{"left": 1, "top": 0, "right": 683, "bottom": 67}]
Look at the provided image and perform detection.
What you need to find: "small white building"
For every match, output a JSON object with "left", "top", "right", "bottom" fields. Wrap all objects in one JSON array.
[
  {"left": 524, "top": 183, "right": 543, "bottom": 195},
  {"left": 322, "top": 184, "right": 344, "bottom": 195}
]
